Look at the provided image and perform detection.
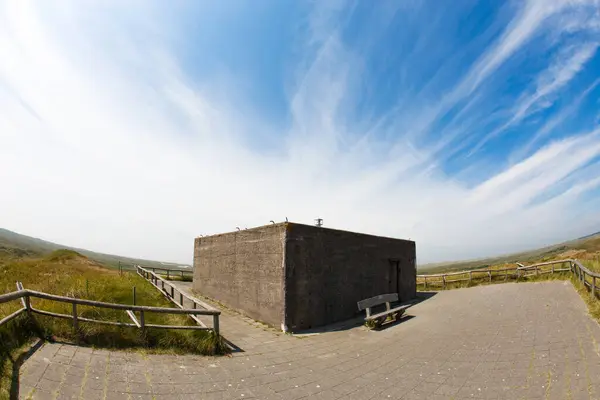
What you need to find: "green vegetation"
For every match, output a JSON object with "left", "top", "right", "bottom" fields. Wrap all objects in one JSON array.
[
  {"left": 0, "top": 249, "right": 226, "bottom": 399},
  {"left": 572, "top": 275, "right": 600, "bottom": 322},
  {"left": 43, "top": 248, "right": 82, "bottom": 262}
]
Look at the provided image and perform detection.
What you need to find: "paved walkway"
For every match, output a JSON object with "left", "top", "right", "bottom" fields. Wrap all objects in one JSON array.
[{"left": 17, "top": 281, "right": 600, "bottom": 399}]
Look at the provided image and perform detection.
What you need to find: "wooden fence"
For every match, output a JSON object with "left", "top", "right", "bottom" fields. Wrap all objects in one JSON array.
[
  {"left": 0, "top": 281, "right": 221, "bottom": 334},
  {"left": 417, "top": 259, "right": 599, "bottom": 298},
  {"left": 142, "top": 266, "right": 193, "bottom": 280},
  {"left": 136, "top": 266, "right": 219, "bottom": 333}
]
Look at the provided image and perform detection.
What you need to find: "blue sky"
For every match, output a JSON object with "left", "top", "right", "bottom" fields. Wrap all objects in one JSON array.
[{"left": 1, "top": 0, "right": 600, "bottom": 265}]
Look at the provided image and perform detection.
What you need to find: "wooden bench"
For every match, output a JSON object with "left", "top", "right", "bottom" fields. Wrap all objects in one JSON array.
[{"left": 357, "top": 293, "right": 410, "bottom": 329}]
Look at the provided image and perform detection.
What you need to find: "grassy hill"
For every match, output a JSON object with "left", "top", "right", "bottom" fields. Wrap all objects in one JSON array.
[
  {"left": 419, "top": 233, "right": 600, "bottom": 273},
  {"left": 0, "top": 228, "right": 190, "bottom": 270}
]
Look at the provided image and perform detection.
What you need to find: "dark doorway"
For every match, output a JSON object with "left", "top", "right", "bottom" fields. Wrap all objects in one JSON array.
[{"left": 389, "top": 259, "right": 400, "bottom": 296}]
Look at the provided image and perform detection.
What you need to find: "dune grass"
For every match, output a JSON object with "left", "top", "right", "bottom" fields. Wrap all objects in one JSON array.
[{"left": 0, "top": 250, "right": 227, "bottom": 399}]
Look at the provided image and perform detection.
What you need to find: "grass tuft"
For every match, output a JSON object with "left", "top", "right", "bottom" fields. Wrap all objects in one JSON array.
[{"left": 44, "top": 249, "right": 85, "bottom": 263}]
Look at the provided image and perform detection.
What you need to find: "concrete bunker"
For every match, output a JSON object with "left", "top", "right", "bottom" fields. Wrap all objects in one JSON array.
[{"left": 193, "top": 222, "right": 416, "bottom": 332}]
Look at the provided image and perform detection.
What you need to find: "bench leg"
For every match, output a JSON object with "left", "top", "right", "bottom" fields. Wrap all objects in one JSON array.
[{"left": 394, "top": 309, "right": 405, "bottom": 321}]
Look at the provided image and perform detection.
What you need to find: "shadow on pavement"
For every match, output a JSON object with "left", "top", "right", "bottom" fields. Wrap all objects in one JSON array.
[
  {"left": 9, "top": 338, "right": 44, "bottom": 400},
  {"left": 221, "top": 337, "right": 244, "bottom": 354},
  {"left": 415, "top": 291, "right": 438, "bottom": 302}
]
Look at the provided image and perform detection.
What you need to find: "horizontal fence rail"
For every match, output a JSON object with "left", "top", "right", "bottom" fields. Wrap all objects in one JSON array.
[
  {"left": 136, "top": 265, "right": 219, "bottom": 333},
  {"left": 417, "top": 259, "right": 599, "bottom": 298},
  {"left": 0, "top": 282, "right": 220, "bottom": 334},
  {"left": 143, "top": 267, "right": 193, "bottom": 280}
]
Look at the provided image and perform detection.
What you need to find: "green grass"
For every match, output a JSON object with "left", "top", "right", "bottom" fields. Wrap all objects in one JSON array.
[
  {"left": 0, "top": 250, "right": 227, "bottom": 399},
  {"left": 572, "top": 275, "right": 600, "bottom": 322}
]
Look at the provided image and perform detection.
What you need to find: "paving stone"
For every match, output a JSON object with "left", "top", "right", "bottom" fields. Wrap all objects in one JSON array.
[
  {"left": 29, "top": 388, "right": 54, "bottom": 400},
  {"left": 35, "top": 378, "right": 61, "bottom": 393},
  {"left": 80, "top": 387, "right": 104, "bottom": 400},
  {"left": 55, "top": 384, "right": 80, "bottom": 400}
]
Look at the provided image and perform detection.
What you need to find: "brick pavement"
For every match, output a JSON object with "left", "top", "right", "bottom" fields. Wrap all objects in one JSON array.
[{"left": 18, "top": 281, "right": 600, "bottom": 399}]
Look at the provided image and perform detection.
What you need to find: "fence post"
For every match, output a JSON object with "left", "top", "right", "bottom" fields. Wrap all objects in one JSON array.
[
  {"left": 181, "top": 271, "right": 184, "bottom": 279},
  {"left": 213, "top": 314, "right": 220, "bottom": 335},
  {"left": 139, "top": 310, "right": 146, "bottom": 339},
  {"left": 536, "top": 266, "right": 539, "bottom": 276},
  {"left": 424, "top": 276, "right": 427, "bottom": 290},
  {"left": 170, "top": 286, "right": 175, "bottom": 298},
  {"left": 133, "top": 287, "right": 136, "bottom": 306},
  {"left": 72, "top": 303, "right": 79, "bottom": 331},
  {"left": 488, "top": 271, "right": 492, "bottom": 282},
  {"left": 180, "top": 293, "right": 184, "bottom": 307},
  {"left": 24, "top": 295, "right": 31, "bottom": 317},
  {"left": 442, "top": 275, "right": 446, "bottom": 289},
  {"left": 469, "top": 271, "right": 473, "bottom": 283},
  {"left": 593, "top": 276, "right": 596, "bottom": 298}
]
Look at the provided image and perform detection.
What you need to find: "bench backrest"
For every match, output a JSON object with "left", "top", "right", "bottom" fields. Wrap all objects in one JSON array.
[{"left": 357, "top": 293, "right": 399, "bottom": 311}]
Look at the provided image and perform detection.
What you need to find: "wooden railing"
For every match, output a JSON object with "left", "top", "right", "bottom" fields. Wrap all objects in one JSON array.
[
  {"left": 142, "top": 266, "right": 193, "bottom": 280},
  {"left": 0, "top": 282, "right": 221, "bottom": 334},
  {"left": 136, "top": 266, "right": 219, "bottom": 333},
  {"left": 417, "top": 259, "right": 599, "bottom": 298}
]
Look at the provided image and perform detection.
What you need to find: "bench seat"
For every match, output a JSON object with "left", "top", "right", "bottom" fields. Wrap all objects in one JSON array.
[{"left": 366, "top": 304, "right": 410, "bottom": 321}]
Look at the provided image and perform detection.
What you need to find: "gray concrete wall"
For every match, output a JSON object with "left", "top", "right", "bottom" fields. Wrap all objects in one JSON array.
[
  {"left": 284, "top": 223, "right": 416, "bottom": 331},
  {"left": 193, "top": 224, "right": 287, "bottom": 328}
]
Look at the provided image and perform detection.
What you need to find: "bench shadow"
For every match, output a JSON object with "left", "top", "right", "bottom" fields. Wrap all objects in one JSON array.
[
  {"left": 9, "top": 338, "right": 44, "bottom": 400},
  {"left": 371, "top": 314, "right": 416, "bottom": 331}
]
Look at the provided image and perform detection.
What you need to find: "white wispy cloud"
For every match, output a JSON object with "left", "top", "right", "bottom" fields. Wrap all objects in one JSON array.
[
  {"left": 473, "top": 42, "right": 598, "bottom": 152},
  {"left": 0, "top": 0, "right": 599, "bottom": 265}
]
